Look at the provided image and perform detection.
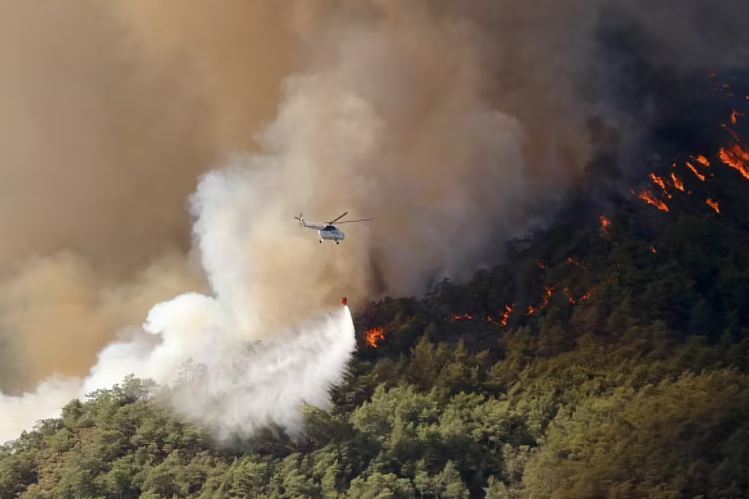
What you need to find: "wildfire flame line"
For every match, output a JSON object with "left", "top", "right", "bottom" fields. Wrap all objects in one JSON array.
[
  {"left": 649, "top": 173, "right": 670, "bottom": 198},
  {"left": 695, "top": 155, "right": 711, "bottom": 167},
  {"left": 685, "top": 162, "right": 706, "bottom": 181},
  {"left": 632, "top": 110, "right": 747, "bottom": 219},
  {"left": 719, "top": 144, "right": 749, "bottom": 180},
  {"left": 670, "top": 172, "right": 685, "bottom": 192},
  {"left": 706, "top": 197, "right": 720, "bottom": 214},
  {"left": 500, "top": 304, "right": 513, "bottom": 327},
  {"left": 637, "top": 189, "right": 670, "bottom": 212}
]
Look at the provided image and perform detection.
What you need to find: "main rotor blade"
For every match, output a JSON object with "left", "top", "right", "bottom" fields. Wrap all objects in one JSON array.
[
  {"left": 336, "top": 218, "right": 373, "bottom": 224},
  {"left": 327, "top": 211, "right": 349, "bottom": 224}
]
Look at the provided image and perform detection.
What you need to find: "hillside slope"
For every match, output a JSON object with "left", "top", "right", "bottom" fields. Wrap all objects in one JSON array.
[{"left": 3, "top": 92, "right": 749, "bottom": 499}]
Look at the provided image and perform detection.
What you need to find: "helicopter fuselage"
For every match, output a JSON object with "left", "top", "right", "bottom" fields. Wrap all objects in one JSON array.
[
  {"left": 319, "top": 225, "right": 345, "bottom": 243},
  {"left": 295, "top": 212, "right": 369, "bottom": 245}
]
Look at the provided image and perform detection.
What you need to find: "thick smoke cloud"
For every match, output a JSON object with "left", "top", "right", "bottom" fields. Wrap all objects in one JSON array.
[
  {"left": 0, "top": 0, "right": 299, "bottom": 388},
  {"left": 0, "top": 252, "right": 201, "bottom": 391},
  {"left": 1, "top": 0, "right": 748, "bottom": 441}
]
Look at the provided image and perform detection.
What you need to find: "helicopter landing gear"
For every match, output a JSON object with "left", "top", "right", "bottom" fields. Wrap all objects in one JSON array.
[
  {"left": 319, "top": 239, "right": 322, "bottom": 244},
  {"left": 336, "top": 240, "right": 340, "bottom": 245}
]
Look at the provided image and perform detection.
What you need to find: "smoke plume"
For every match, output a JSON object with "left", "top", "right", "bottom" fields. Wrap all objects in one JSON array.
[{"left": 1, "top": 0, "right": 748, "bottom": 441}]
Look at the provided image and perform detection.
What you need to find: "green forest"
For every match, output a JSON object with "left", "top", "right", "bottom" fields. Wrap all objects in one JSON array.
[{"left": 3, "top": 109, "right": 749, "bottom": 497}]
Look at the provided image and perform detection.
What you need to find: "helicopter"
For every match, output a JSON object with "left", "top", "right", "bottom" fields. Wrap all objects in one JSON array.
[{"left": 294, "top": 211, "right": 372, "bottom": 244}]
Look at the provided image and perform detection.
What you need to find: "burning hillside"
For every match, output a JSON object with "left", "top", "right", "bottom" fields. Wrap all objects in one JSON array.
[
  {"left": 627, "top": 101, "right": 748, "bottom": 220},
  {"left": 2, "top": 2, "right": 749, "bottom": 496}
]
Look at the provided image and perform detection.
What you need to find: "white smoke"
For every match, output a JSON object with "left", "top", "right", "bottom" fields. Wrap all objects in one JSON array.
[{"left": 0, "top": 378, "right": 81, "bottom": 441}]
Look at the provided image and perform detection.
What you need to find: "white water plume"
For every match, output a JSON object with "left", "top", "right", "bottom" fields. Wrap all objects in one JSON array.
[{"left": 0, "top": 302, "right": 354, "bottom": 444}]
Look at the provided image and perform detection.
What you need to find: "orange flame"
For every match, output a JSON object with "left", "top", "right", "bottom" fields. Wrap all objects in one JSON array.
[
  {"left": 706, "top": 197, "right": 720, "bottom": 214},
  {"left": 730, "top": 109, "right": 743, "bottom": 126},
  {"left": 670, "top": 172, "right": 685, "bottom": 192},
  {"left": 563, "top": 287, "right": 576, "bottom": 305},
  {"left": 365, "top": 327, "right": 386, "bottom": 348},
  {"left": 649, "top": 173, "right": 669, "bottom": 197},
  {"left": 719, "top": 144, "right": 749, "bottom": 180},
  {"left": 638, "top": 190, "right": 670, "bottom": 212},
  {"left": 500, "top": 304, "right": 513, "bottom": 327},
  {"left": 524, "top": 287, "right": 556, "bottom": 317},
  {"left": 695, "top": 155, "right": 711, "bottom": 167},
  {"left": 599, "top": 215, "right": 612, "bottom": 234},
  {"left": 685, "top": 162, "right": 706, "bottom": 181}
]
